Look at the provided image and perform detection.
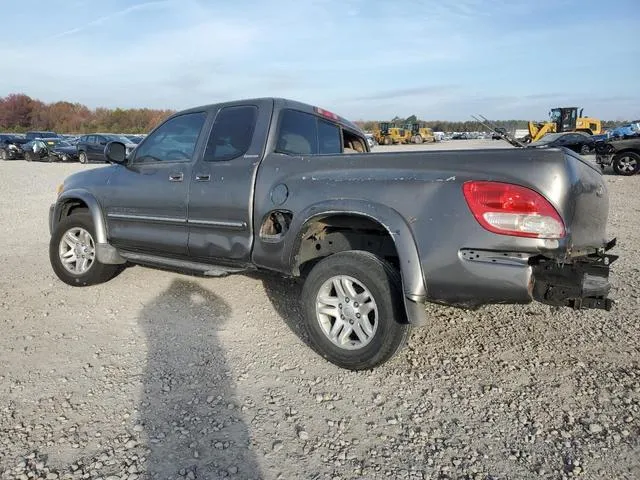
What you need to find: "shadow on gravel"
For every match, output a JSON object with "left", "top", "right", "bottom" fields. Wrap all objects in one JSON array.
[
  {"left": 138, "top": 278, "right": 262, "bottom": 479},
  {"left": 250, "top": 272, "right": 312, "bottom": 349}
]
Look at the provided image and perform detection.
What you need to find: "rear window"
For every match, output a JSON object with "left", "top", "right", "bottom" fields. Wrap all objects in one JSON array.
[
  {"left": 204, "top": 105, "right": 258, "bottom": 162},
  {"left": 276, "top": 109, "right": 344, "bottom": 155}
]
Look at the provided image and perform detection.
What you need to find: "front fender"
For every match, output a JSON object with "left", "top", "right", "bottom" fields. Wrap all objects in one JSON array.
[{"left": 52, "top": 189, "right": 108, "bottom": 244}]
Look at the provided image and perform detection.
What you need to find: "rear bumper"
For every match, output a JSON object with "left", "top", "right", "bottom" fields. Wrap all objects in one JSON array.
[
  {"left": 420, "top": 239, "right": 617, "bottom": 312},
  {"left": 531, "top": 238, "right": 618, "bottom": 311}
]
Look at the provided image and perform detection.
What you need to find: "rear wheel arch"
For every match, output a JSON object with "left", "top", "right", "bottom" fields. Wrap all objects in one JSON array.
[{"left": 287, "top": 203, "right": 427, "bottom": 302}]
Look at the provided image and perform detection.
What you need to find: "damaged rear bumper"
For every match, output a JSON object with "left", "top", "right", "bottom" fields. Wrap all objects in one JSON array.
[{"left": 531, "top": 238, "right": 618, "bottom": 311}]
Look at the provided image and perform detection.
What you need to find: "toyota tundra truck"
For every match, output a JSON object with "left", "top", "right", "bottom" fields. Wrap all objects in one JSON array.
[{"left": 49, "top": 97, "right": 618, "bottom": 370}]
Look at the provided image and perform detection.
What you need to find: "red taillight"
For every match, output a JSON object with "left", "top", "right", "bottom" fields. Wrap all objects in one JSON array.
[
  {"left": 314, "top": 107, "right": 339, "bottom": 121},
  {"left": 462, "top": 181, "right": 565, "bottom": 239}
]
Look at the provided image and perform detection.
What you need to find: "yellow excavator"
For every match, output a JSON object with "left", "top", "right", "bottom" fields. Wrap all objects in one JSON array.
[{"left": 526, "top": 107, "right": 602, "bottom": 143}]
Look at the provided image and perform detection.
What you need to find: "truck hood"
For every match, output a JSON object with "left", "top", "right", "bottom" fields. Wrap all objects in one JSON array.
[{"left": 62, "top": 164, "right": 118, "bottom": 192}]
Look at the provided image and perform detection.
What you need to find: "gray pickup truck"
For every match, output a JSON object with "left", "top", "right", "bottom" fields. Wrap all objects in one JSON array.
[{"left": 49, "top": 97, "right": 618, "bottom": 370}]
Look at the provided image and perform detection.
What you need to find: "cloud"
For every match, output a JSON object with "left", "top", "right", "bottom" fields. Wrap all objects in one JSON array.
[
  {"left": 351, "top": 85, "right": 461, "bottom": 102},
  {"left": 48, "top": 1, "right": 173, "bottom": 39},
  {"left": 0, "top": 0, "right": 637, "bottom": 120}
]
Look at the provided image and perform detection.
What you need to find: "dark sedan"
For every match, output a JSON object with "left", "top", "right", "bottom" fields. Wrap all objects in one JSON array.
[
  {"left": 50, "top": 140, "right": 79, "bottom": 162},
  {"left": 527, "top": 132, "right": 596, "bottom": 155}
]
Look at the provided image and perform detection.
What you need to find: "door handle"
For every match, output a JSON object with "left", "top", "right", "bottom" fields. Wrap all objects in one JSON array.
[
  {"left": 169, "top": 172, "right": 183, "bottom": 182},
  {"left": 194, "top": 174, "right": 211, "bottom": 181}
]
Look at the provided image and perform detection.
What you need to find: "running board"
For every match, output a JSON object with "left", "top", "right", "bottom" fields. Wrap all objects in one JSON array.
[{"left": 119, "top": 251, "right": 251, "bottom": 277}]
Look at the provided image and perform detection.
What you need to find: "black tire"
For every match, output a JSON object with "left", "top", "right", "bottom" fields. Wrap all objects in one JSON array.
[
  {"left": 24, "top": 151, "right": 35, "bottom": 162},
  {"left": 49, "top": 212, "right": 120, "bottom": 287},
  {"left": 612, "top": 151, "right": 640, "bottom": 176},
  {"left": 79, "top": 151, "right": 88, "bottom": 164},
  {"left": 580, "top": 145, "right": 590, "bottom": 155},
  {"left": 300, "top": 250, "right": 411, "bottom": 370}
]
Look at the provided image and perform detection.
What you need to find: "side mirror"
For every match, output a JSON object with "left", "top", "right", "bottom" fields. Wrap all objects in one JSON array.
[{"left": 104, "top": 141, "right": 127, "bottom": 164}]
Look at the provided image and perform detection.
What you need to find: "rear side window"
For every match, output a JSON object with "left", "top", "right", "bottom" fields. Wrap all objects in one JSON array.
[
  {"left": 275, "top": 109, "right": 345, "bottom": 156},
  {"left": 318, "top": 120, "right": 341, "bottom": 154},
  {"left": 277, "top": 109, "right": 318, "bottom": 155},
  {"left": 203, "top": 105, "right": 258, "bottom": 162}
]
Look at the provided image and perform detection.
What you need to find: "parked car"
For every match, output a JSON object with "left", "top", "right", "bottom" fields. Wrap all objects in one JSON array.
[
  {"left": 48, "top": 97, "right": 617, "bottom": 370},
  {"left": 451, "top": 132, "right": 470, "bottom": 140},
  {"left": 50, "top": 140, "right": 80, "bottom": 162},
  {"left": 76, "top": 134, "right": 138, "bottom": 163},
  {"left": 527, "top": 132, "right": 596, "bottom": 155},
  {"left": 0, "top": 135, "right": 29, "bottom": 160},
  {"left": 605, "top": 121, "right": 640, "bottom": 140},
  {"left": 23, "top": 139, "right": 53, "bottom": 162},
  {"left": 595, "top": 137, "right": 640, "bottom": 175},
  {"left": 25, "top": 131, "right": 58, "bottom": 141},
  {"left": 125, "top": 135, "right": 145, "bottom": 144},
  {"left": 365, "top": 133, "right": 376, "bottom": 149},
  {"left": 491, "top": 127, "right": 507, "bottom": 140}
]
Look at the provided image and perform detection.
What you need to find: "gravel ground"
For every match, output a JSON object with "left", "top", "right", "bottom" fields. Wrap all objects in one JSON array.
[{"left": 1, "top": 140, "right": 639, "bottom": 480}]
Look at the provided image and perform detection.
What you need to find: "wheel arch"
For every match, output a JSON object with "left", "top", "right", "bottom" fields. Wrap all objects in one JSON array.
[
  {"left": 613, "top": 148, "right": 640, "bottom": 157},
  {"left": 53, "top": 190, "right": 107, "bottom": 244},
  {"left": 285, "top": 201, "right": 428, "bottom": 325}
]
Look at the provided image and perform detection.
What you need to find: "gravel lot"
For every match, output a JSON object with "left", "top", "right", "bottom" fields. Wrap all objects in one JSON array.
[{"left": 1, "top": 140, "right": 639, "bottom": 480}]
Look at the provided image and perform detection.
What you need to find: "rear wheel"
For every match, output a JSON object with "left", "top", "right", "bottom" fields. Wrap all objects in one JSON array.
[
  {"left": 612, "top": 152, "right": 640, "bottom": 176},
  {"left": 413, "top": 135, "right": 423, "bottom": 144},
  {"left": 301, "top": 251, "right": 411, "bottom": 370},
  {"left": 24, "top": 151, "right": 36, "bottom": 162},
  {"left": 383, "top": 136, "right": 392, "bottom": 145},
  {"left": 79, "top": 151, "right": 88, "bottom": 164},
  {"left": 49, "top": 212, "right": 120, "bottom": 286},
  {"left": 580, "top": 145, "right": 590, "bottom": 155}
]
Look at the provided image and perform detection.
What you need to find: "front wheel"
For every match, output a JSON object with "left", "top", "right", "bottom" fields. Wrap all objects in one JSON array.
[
  {"left": 580, "top": 145, "right": 590, "bottom": 155},
  {"left": 49, "top": 212, "right": 120, "bottom": 286},
  {"left": 612, "top": 152, "right": 640, "bottom": 176},
  {"left": 300, "top": 251, "right": 411, "bottom": 370},
  {"left": 79, "top": 151, "right": 88, "bottom": 164}
]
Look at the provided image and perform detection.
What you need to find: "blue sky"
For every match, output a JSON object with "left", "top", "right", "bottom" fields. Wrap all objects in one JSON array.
[{"left": 1, "top": 0, "right": 638, "bottom": 120}]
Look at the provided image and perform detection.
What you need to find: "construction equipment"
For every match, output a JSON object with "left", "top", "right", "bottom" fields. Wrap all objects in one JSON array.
[
  {"left": 405, "top": 123, "right": 436, "bottom": 144},
  {"left": 373, "top": 122, "right": 407, "bottom": 145},
  {"left": 526, "top": 107, "right": 602, "bottom": 143}
]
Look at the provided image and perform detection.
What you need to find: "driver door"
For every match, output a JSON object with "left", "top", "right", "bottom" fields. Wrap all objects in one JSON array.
[{"left": 104, "top": 111, "right": 209, "bottom": 256}]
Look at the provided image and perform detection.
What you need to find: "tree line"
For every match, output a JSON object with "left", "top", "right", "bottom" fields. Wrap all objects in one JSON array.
[
  {"left": 0, "top": 93, "right": 175, "bottom": 134},
  {"left": 0, "top": 93, "right": 632, "bottom": 134}
]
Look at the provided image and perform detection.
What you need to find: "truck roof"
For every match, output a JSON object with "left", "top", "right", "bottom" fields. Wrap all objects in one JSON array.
[{"left": 176, "top": 97, "right": 364, "bottom": 136}]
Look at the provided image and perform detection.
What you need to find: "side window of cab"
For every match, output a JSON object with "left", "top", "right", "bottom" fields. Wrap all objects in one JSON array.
[{"left": 132, "top": 112, "right": 207, "bottom": 163}]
